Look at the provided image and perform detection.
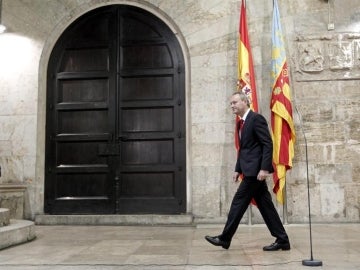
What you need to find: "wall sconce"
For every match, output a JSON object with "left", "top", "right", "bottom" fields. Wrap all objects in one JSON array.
[{"left": 0, "top": 0, "right": 6, "bottom": 34}]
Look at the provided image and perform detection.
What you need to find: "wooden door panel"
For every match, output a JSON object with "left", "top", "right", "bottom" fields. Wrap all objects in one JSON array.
[
  {"left": 56, "top": 173, "right": 108, "bottom": 198},
  {"left": 60, "top": 48, "right": 109, "bottom": 72},
  {"left": 121, "top": 77, "right": 173, "bottom": 100},
  {"left": 59, "top": 79, "right": 108, "bottom": 103},
  {"left": 121, "top": 140, "right": 174, "bottom": 164},
  {"left": 120, "top": 172, "right": 174, "bottom": 196},
  {"left": 121, "top": 108, "right": 173, "bottom": 132},
  {"left": 58, "top": 110, "right": 108, "bottom": 133},
  {"left": 122, "top": 45, "right": 172, "bottom": 68},
  {"left": 121, "top": 16, "right": 161, "bottom": 39},
  {"left": 57, "top": 142, "right": 107, "bottom": 165},
  {"left": 67, "top": 12, "right": 110, "bottom": 46}
]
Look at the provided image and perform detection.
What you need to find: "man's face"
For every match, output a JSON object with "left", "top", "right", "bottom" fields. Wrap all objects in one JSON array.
[{"left": 230, "top": 94, "right": 247, "bottom": 116}]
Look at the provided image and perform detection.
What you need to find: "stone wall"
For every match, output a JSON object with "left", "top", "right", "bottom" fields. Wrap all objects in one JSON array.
[
  {"left": 284, "top": 0, "right": 360, "bottom": 223},
  {"left": 0, "top": 0, "right": 358, "bottom": 223}
]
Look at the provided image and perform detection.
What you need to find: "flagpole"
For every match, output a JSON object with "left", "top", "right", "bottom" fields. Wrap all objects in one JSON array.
[
  {"left": 241, "top": 0, "right": 252, "bottom": 226},
  {"left": 244, "top": 0, "right": 251, "bottom": 226},
  {"left": 294, "top": 106, "right": 322, "bottom": 267},
  {"left": 282, "top": 179, "right": 288, "bottom": 224},
  {"left": 248, "top": 205, "right": 252, "bottom": 225}
]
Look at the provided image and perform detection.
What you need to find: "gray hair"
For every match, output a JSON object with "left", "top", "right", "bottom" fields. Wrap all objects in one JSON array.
[{"left": 232, "top": 91, "right": 250, "bottom": 106}]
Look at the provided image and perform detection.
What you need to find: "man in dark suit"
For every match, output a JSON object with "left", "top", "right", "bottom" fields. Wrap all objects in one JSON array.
[{"left": 205, "top": 92, "right": 290, "bottom": 251}]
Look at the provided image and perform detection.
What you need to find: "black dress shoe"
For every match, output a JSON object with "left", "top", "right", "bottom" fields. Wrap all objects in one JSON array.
[
  {"left": 263, "top": 242, "right": 290, "bottom": 251},
  {"left": 205, "top": 235, "right": 230, "bottom": 249}
]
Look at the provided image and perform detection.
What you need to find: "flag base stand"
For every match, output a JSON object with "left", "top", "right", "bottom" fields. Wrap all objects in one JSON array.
[{"left": 302, "top": 259, "right": 323, "bottom": 267}]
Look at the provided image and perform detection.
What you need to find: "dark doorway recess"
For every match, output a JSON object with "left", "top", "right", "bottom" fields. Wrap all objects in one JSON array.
[{"left": 45, "top": 5, "right": 186, "bottom": 214}]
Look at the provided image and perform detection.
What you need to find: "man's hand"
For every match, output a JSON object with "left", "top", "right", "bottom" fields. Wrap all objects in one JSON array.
[
  {"left": 233, "top": 172, "right": 240, "bottom": 182},
  {"left": 257, "top": 170, "right": 270, "bottom": 181}
]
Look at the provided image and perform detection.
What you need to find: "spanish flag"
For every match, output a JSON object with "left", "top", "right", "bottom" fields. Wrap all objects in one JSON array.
[
  {"left": 236, "top": 0, "right": 258, "bottom": 206},
  {"left": 237, "top": 0, "right": 258, "bottom": 112},
  {"left": 235, "top": 0, "right": 258, "bottom": 151},
  {"left": 270, "top": 0, "right": 296, "bottom": 204}
]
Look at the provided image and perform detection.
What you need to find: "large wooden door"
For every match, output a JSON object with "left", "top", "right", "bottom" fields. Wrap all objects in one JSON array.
[{"left": 45, "top": 6, "right": 186, "bottom": 214}]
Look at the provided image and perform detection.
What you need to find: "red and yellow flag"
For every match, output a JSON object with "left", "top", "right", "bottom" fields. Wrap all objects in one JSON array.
[
  {"left": 235, "top": 0, "right": 258, "bottom": 151},
  {"left": 270, "top": 0, "right": 296, "bottom": 204},
  {"left": 236, "top": 0, "right": 258, "bottom": 206}
]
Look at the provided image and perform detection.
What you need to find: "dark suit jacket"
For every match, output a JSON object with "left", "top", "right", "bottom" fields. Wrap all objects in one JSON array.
[{"left": 235, "top": 110, "right": 274, "bottom": 176}]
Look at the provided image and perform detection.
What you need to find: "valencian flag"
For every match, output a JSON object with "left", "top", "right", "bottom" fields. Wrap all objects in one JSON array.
[
  {"left": 270, "top": 0, "right": 296, "bottom": 204},
  {"left": 235, "top": 0, "right": 258, "bottom": 151}
]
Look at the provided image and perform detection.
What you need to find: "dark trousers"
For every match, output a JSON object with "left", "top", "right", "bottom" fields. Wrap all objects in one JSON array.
[{"left": 221, "top": 176, "right": 289, "bottom": 243}]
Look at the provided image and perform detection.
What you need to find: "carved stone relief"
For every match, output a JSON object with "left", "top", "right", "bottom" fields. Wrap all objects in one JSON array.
[
  {"left": 298, "top": 43, "right": 324, "bottom": 73},
  {"left": 328, "top": 40, "right": 353, "bottom": 70},
  {"left": 294, "top": 34, "right": 360, "bottom": 81}
]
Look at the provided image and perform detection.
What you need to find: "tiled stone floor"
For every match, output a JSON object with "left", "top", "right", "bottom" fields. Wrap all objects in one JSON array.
[{"left": 0, "top": 223, "right": 358, "bottom": 269}]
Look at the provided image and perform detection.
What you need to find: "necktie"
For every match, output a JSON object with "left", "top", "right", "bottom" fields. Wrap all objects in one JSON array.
[{"left": 239, "top": 119, "right": 244, "bottom": 140}]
